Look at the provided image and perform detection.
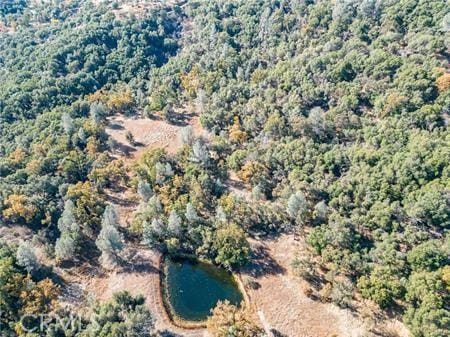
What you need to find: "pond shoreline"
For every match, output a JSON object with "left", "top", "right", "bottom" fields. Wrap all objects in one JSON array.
[
  {"left": 159, "top": 254, "right": 207, "bottom": 329},
  {"left": 158, "top": 254, "right": 250, "bottom": 330}
]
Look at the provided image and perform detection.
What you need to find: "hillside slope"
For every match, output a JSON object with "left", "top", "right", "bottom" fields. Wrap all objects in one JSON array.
[{"left": 0, "top": 1, "right": 448, "bottom": 337}]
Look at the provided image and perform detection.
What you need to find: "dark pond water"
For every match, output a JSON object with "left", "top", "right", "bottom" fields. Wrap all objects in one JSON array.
[{"left": 164, "top": 257, "right": 243, "bottom": 321}]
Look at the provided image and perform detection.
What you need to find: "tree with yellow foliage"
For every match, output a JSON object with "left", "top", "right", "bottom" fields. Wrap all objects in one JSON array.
[
  {"left": 66, "top": 181, "right": 105, "bottom": 237},
  {"left": 180, "top": 65, "right": 201, "bottom": 98},
  {"left": 213, "top": 223, "right": 250, "bottom": 269},
  {"left": 207, "top": 301, "right": 264, "bottom": 337},
  {"left": 229, "top": 117, "right": 247, "bottom": 144},
  {"left": 88, "top": 156, "right": 128, "bottom": 189},
  {"left": 3, "top": 194, "right": 37, "bottom": 223},
  {"left": 436, "top": 73, "right": 450, "bottom": 92},
  {"left": 442, "top": 266, "right": 450, "bottom": 291},
  {"left": 106, "top": 86, "right": 134, "bottom": 113},
  {"left": 0, "top": 242, "right": 59, "bottom": 336},
  {"left": 19, "top": 278, "right": 59, "bottom": 315},
  {"left": 237, "top": 161, "right": 268, "bottom": 187},
  {"left": 7, "top": 148, "right": 27, "bottom": 167}
]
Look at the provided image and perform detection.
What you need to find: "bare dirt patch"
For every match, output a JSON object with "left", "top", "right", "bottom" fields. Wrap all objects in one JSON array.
[
  {"left": 0, "top": 224, "right": 33, "bottom": 244},
  {"left": 242, "top": 234, "right": 410, "bottom": 337},
  {"left": 106, "top": 108, "right": 206, "bottom": 161},
  {"left": 91, "top": 0, "right": 183, "bottom": 19},
  {"left": 226, "top": 171, "right": 252, "bottom": 201},
  {"left": 106, "top": 115, "right": 184, "bottom": 159},
  {"left": 57, "top": 245, "right": 207, "bottom": 337},
  {"left": 104, "top": 109, "right": 206, "bottom": 227}
]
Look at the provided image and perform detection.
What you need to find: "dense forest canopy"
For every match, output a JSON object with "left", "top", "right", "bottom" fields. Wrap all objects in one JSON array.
[
  {"left": 0, "top": 0, "right": 181, "bottom": 225},
  {"left": 0, "top": 0, "right": 449, "bottom": 336}
]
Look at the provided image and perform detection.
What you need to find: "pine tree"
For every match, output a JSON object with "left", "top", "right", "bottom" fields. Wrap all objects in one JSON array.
[
  {"left": 195, "top": 89, "right": 206, "bottom": 114},
  {"left": 136, "top": 196, "right": 163, "bottom": 226},
  {"left": 181, "top": 125, "right": 194, "bottom": 145},
  {"left": 102, "top": 204, "right": 119, "bottom": 228},
  {"left": 164, "top": 163, "right": 174, "bottom": 177},
  {"left": 251, "top": 185, "right": 265, "bottom": 201},
  {"left": 154, "top": 162, "right": 164, "bottom": 184},
  {"left": 287, "top": 192, "right": 308, "bottom": 223},
  {"left": 55, "top": 235, "right": 76, "bottom": 261},
  {"left": 185, "top": 203, "right": 199, "bottom": 223},
  {"left": 78, "top": 127, "right": 87, "bottom": 143},
  {"left": 90, "top": 102, "right": 107, "bottom": 124},
  {"left": 142, "top": 220, "right": 153, "bottom": 246},
  {"left": 61, "top": 113, "right": 74, "bottom": 134},
  {"left": 313, "top": 201, "right": 328, "bottom": 221},
  {"left": 154, "top": 162, "right": 174, "bottom": 184},
  {"left": 149, "top": 195, "right": 163, "bottom": 214},
  {"left": 137, "top": 181, "right": 153, "bottom": 202},
  {"left": 56, "top": 199, "right": 80, "bottom": 261},
  {"left": 308, "top": 107, "right": 326, "bottom": 140},
  {"left": 96, "top": 225, "right": 124, "bottom": 267},
  {"left": 58, "top": 199, "right": 78, "bottom": 233},
  {"left": 107, "top": 137, "right": 117, "bottom": 152},
  {"left": 191, "top": 139, "right": 209, "bottom": 166},
  {"left": 96, "top": 206, "right": 123, "bottom": 267},
  {"left": 143, "top": 218, "right": 166, "bottom": 248},
  {"left": 16, "top": 242, "right": 40, "bottom": 274},
  {"left": 216, "top": 205, "right": 227, "bottom": 223},
  {"left": 168, "top": 210, "right": 182, "bottom": 237}
]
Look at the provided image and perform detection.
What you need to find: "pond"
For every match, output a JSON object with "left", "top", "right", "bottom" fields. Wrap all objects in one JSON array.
[{"left": 164, "top": 257, "right": 244, "bottom": 322}]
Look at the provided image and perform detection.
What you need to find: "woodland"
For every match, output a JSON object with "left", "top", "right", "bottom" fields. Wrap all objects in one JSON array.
[{"left": 0, "top": 1, "right": 448, "bottom": 337}]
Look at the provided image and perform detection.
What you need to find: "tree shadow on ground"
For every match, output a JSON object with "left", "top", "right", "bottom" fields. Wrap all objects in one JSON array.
[
  {"left": 112, "top": 140, "right": 136, "bottom": 157},
  {"left": 58, "top": 281, "right": 86, "bottom": 306},
  {"left": 106, "top": 193, "right": 136, "bottom": 208},
  {"left": 302, "top": 272, "right": 326, "bottom": 291},
  {"left": 165, "top": 110, "right": 197, "bottom": 127},
  {"left": 271, "top": 329, "right": 288, "bottom": 337},
  {"left": 117, "top": 248, "right": 159, "bottom": 274},
  {"left": 226, "top": 176, "right": 246, "bottom": 191},
  {"left": 118, "top": 259, "right": 159, "bottom": 274},
  {"left": 157, "top": 330, "right": 184, "bottom": 337},
  {"left": 242, "top": 243, "right": 286, "bottom": 278},
  {"left": 108, "top": 122, "right": 125, "bottom": 130}
]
